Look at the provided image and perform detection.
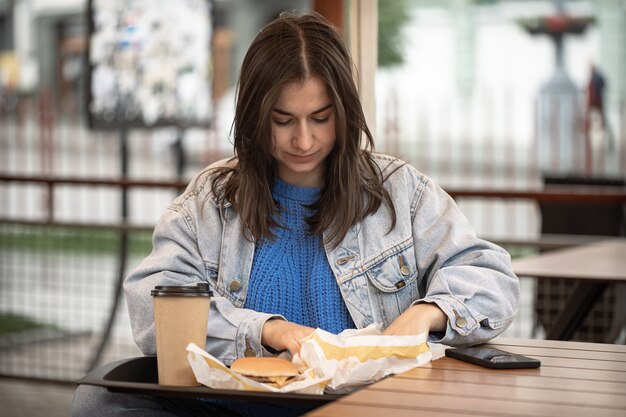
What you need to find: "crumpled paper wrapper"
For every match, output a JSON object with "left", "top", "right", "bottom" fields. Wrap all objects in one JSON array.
[
  {"left": 295, "top": 323, "right": 432, "bottom": 394},
  {"left": 187, "top": 323, "right": 434, "bottom": 395},
  {"left": 186, "top": 343, "right": 331, "bottom": 394}
]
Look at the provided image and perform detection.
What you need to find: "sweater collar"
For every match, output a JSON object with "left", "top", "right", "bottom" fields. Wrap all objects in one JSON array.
[{"left": 273, "top": 179, "right": 321, "bottom": 203}]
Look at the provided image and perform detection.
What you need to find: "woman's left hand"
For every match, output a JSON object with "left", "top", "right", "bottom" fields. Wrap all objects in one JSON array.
[{"left": 382, "top": 303, "right": 447, "bottom": 336}]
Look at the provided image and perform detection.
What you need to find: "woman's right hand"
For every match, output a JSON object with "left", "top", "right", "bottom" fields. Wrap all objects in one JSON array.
[{"left": 261, "top": 319, "right": 315, "bottom": 355}]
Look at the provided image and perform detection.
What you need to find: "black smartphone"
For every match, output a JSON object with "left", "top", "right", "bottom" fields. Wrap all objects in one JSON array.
[{"left": 445, "top": 347, "right": 541, "bottom": 369}]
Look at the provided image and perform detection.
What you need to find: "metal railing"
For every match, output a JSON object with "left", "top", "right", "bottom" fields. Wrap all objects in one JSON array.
[{"left": 1, "top": 173, "right": 624, "bottom": 382}]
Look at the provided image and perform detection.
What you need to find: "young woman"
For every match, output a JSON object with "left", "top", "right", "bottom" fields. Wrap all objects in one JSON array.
[{"left": 73, "top": 11, "right": 519, "bottom": 417}]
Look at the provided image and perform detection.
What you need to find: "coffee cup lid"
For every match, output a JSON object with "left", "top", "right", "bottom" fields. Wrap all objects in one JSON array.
[{"left": 151, "top": 282, "right": 213, "bottom": 297}]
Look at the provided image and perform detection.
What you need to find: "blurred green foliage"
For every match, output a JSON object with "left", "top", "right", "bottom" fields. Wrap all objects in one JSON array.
[
  {"left": 378, "top": 0, "right": 412, "bottom": 68},
  {"left": 378, "top": 0, "right": 501, "bottom": 68},
  {"left": 0, "top": 224, "right": 153, "bottom": 256},
  {"left": 0, "top": 313, "right": 52, "bottom": 335}
]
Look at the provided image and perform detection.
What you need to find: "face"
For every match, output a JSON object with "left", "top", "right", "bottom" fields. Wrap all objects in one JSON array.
[{"left": 270, "top": 76, "right": 336, "bottom": 188}]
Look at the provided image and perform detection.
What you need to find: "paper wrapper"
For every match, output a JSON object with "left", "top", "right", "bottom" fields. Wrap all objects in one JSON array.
[
  {"left": 187, "top": 323, "right": 435, "bottom": 395},
  {"left": 295, "top": 324, "right": 432, "bottom": 394},
  {"left": 186, "top": 343, "right": 331, "bottom": 394}
]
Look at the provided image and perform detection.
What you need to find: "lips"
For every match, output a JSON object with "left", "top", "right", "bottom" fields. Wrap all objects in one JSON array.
[{"left": 288, "top": 152, "right": 316, "bottom": 163}]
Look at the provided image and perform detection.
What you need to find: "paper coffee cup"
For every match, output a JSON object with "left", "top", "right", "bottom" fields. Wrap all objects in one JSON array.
[{"left": 151, "top": 283, "right": 212, "bottom": 386}]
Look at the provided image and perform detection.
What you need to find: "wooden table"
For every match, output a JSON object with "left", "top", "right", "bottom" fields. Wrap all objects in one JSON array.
[
  {"left": 304, "top": 337, "right": 626, "bottom": 417},
  {"left": 511, "top": 238, "right": 626, "bottom": 341}
]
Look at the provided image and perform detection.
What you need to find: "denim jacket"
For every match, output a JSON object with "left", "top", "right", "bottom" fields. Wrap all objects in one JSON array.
[{"left": 124, "top": 154, "right": 520, "bottom": 365}]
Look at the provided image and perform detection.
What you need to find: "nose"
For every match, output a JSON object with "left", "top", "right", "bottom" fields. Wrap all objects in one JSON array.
[{"left": 292, "top": 120, "right": 314, "bottom": 152}]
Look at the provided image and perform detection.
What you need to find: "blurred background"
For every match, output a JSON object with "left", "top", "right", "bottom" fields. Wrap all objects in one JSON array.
[{"left": 0, "top": 0, "right": 624, "bottom": 412}]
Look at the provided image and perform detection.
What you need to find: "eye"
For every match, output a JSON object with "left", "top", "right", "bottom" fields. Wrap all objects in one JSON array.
[
  {"left": 312, "top": 117, "right": 330, "bottom": 124},
  {"left": 273, "top": 119, "right": 292, "bottom": 126}
]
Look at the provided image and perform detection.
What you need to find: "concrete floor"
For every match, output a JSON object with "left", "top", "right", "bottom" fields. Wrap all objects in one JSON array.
[{"left": 0, "top": 378, "right": 76, "bottom": 417}]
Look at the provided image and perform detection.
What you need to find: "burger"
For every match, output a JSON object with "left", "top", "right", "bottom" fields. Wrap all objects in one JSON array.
[{"left": 230, "top": 357, "right": 300, "bottom": 387}]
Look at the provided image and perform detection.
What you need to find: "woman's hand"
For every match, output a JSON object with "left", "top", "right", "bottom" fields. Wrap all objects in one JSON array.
[
  {"left": 261, "top": 319, "right": 315, "bottom": 355},
  {"left": 382, "top": 303, "right": 447, "bottom": 336}
]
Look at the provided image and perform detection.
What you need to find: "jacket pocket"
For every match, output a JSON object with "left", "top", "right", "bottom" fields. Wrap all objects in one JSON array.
[{"left": 364, "top": 243, "right": 420, "bottom": 328}]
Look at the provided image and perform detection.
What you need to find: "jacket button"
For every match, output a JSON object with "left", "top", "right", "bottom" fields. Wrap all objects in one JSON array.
[
  {"left": 452, "top": 308, "right": 467, "bottom": 328},
  {"left": 230, "top": 280, "right": 242, "bottom": 292},
  {"left": 400, "top": 265, "right": 410, "bottom": 276}
]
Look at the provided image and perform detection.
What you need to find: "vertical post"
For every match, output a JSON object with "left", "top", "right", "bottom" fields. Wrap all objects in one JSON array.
[
  {"left": 3, "top": 0, "right": 15, "bottom": 49},
  {"left": 174, "top": 129, "right": 185, "bottom": 179},
  {"left": 349, "top": 0, "right": 378, "bottom": 136},
  {"left": 313, "top": 0, "right": 344, "bottom": 34},
  {"left": 553, "top": 34, "right": 564, "bottom": 74},
  {"left": 173, "top": 128, "right": 187, "bottom": 194},
  {"left": 39, "top": 87, "right": 54, "bottom": 219},
  {"left": 120, "top": 129, "right": 129, "bottom": 219},
  {"left": 88, "top": 129, "right": 129, "bottom": 371}
]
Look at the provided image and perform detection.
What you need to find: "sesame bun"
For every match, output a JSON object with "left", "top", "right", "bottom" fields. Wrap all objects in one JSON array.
[{"left": 230, "top": 357, "right": 300, "bottom": 387}]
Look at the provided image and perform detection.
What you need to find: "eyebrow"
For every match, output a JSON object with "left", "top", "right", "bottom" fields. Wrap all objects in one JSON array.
[{"left": 272, "top": 103, "right": 333, "bottom": 116}]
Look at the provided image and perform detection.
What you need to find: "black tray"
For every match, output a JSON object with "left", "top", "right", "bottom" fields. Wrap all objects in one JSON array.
[{"left": 78, "top": 356, "right": 342, "bottom": 406}]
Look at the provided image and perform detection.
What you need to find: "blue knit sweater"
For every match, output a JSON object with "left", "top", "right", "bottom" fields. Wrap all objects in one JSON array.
[
  {"left": 210, "top": 180, "right": 355, "bottom": 417},
  {"left": 244, "top": 179, "right": 355, "bottom": 334}
]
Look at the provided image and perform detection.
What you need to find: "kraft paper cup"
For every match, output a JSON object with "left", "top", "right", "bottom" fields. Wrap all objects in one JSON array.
[{"left": 151, "top": 283, "right": 212, "bottom": 386}]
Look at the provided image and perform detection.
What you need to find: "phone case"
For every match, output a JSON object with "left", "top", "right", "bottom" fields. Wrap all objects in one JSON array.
[{"left": 445, "top": 347, "right": 541, "bottom": 369}]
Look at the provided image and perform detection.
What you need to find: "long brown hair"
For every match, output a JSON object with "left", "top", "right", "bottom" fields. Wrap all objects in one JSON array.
[{"left": 211, "top": 11, "right": 396, "bottom": 248}]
